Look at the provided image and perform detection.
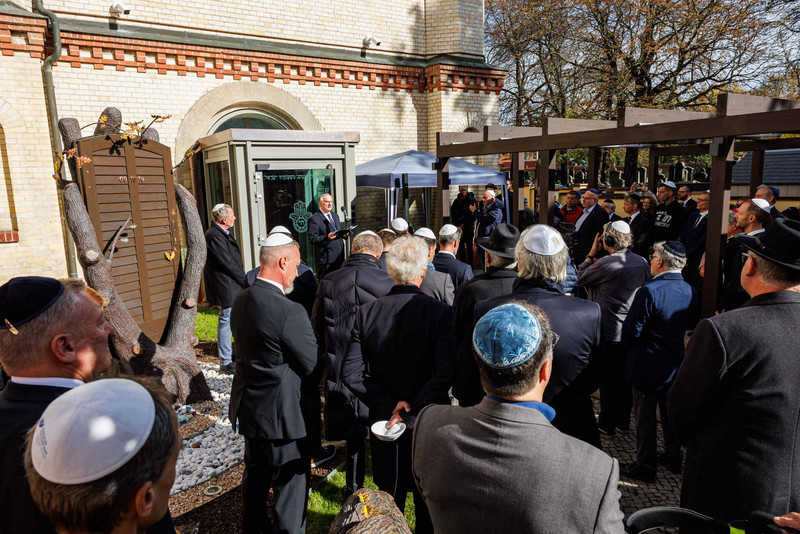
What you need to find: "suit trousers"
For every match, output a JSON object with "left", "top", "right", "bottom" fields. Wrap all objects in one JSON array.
[
  {"left": 632, "top": 384, "right": 681, "bottom": 475},
  {"left": 300, "top": 360, "right": 325, "bottom": 454},
  {"left": 457, "top": 227, "right": 474, "bottom": 266},
  {"left": 344, "top": 432, "right": 366, "bottom": 498},
  {"left": 242, "top": 438, "right": 307, "bottom": 534},
  {"left": 598, "top": 342, "right": 632, "bottom": 432},
  {"left": 217, "top": 307, "right": 233, "bottom": 366},
  {"left": 370, "top": 432, "right": 433, "bottom": 534}
]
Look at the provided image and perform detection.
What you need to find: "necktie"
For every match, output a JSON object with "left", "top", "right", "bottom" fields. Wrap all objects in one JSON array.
[{"left": 327, "top": 213, "right": 336, "bottom": 230}]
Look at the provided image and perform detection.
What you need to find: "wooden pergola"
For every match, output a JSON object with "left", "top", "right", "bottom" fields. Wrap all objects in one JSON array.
[{"left": 435, "top": 93, "right": 800, "bottom": 318}]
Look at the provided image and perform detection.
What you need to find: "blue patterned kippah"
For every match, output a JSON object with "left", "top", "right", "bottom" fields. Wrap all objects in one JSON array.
[
  {"left": 473, "top": 304, "right": 543, "bottom": 369},
  {"left": 663, "top": 241, "right": 686, "bottom": 259}
]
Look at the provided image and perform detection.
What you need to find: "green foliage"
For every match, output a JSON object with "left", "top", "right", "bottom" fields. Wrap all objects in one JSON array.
[{"left": 195, "top": 306, "right": 219, "bottom": 342}]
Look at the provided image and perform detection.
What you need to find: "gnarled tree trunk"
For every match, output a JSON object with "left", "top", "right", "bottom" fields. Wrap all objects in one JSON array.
[{"left": 58, "top": 109, "right": 211, "bottom": 403}]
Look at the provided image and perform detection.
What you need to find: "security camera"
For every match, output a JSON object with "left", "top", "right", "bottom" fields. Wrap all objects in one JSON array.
[
  {"left": 363, "top": 36, "right": 381, "bottom": 48},
  {"left": 109, "top": 1, "right": 131, "bottom": 17}
]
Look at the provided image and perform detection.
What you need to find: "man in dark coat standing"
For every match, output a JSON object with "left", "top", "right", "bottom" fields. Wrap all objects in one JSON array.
[
  {"left": 572, "top": 188, "right": 609, "bottom": 264},
  {"left": 204, "top": 203, "right": 248, "bottom": 374},
  {"left": 450, "top": 186, "right": 477, "bottom": 266},
  {"left": 679, "top": 191, "right": 709, "bottom": 287},
  {"left": 452, "top": 224, "right": 520, "bottom": 407},
  {"left": 311, "top": 231, "right": 394, "bottom": 499},
  {"left": 621, "top": 241, "right": 698, "bottom": 484},
  {"left": 623, "top": 193, "right": 652, "bottom": 258},
  {"left": 229, "top": 234, "right": 319, "bottom": 534},
  {"left": 471, "top": 189, "right": 504, "bottom": 269},
  {"left": 669, "top": 218, "right": 800, "bottom": 525},
  {"left": 677, "top": 184, "right": 697, "bottom": 213},
  {"left": 308, "top": 193, "right": 349, "bottom": 278},
  {"left": 652, "top": 181, "right": 688, "bottom": 242},
  {"left": 432, "top": 224, "right": 474, "bottom": 291},
  {"left": 342, "top": 236, "right": 456, "bottom": 534},
  {"left": 0, "top": 277, "right": 177, "bottom": 534},
  {"left": 475, "top": 225, "right": 603, "bottom": 448}
]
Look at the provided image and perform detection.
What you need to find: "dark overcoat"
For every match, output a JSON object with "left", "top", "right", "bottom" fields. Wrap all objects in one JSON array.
[
  {"left": 668, "top": 292, "right": 800, "bottom": 522},
  {"left": 204, "top": 223, "right": 247, "bottom": 308}
]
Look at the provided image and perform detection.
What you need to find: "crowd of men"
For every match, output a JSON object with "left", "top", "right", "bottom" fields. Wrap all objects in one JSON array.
[{"left": 1, "top": 181, "right": 799, "bottom": 534}]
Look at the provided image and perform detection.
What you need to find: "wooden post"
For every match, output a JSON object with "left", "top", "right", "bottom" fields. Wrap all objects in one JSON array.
[
  {"left": 435, "top": 154, "right": 450, "bottom": 230},
  {"left": 703, "top": 136, "right": 735, "bottom": 319},
  {"left": 647, "top": 149, "right": 659, "bottom": 192},
  {"left": 538, "top": 150, "right": 557, "bottom": 225},
  {"left": 511, "top": 152, "right": 523, "bottom": 228},
  {"left": 749, "top": 149, "right": 764, "bottom": 199},
  {"left": 587, "top": 148, "right": 600, "bottom": 189}
]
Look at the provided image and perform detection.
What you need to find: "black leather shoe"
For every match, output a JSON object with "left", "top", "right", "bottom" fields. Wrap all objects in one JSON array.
[
  {"left": 598, "top": 424, "right": 615, "bottom": 436},
  {"left": 310, "top": 444, "right": 337, "bottom": 468},
  {"left": 218, "top": 362, "right": 235, "bottom": 375},
  {"left": 658, "top": 454, "right": 683, "bottom": 474},
  {"left": 621, "top": 462, "right": 656, "bottom": 483}
]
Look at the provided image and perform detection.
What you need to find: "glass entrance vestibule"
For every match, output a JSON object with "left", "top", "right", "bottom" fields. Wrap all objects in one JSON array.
[{"left": 194, "top": 129, "right": 360, "bottom": 273}]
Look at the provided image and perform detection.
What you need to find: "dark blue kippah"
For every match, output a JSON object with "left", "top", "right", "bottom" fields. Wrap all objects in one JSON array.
[
  {"left": 663, "top": 241, "right": 687, "bottom": 259},
  {"left": 587, "top": 188, "right": 599, "bottom": 195},
  {"left": 0, "top": 276, "right": 64, "bottom": 333},
  {"left": 768, "top": 186, "right": 781, "bottom": 199}
]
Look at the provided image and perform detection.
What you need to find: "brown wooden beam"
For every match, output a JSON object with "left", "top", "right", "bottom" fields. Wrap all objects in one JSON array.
[
  {"left": 702, "top": 137, "right": 735, "bottom": 319},
  {"left": 717, "top": 93, "right": 800, "bottom": 116},
  {"left": 511, "top": 152, "right": 522, "bottom": 228},
  {"left": 538, "top": 150, "right": 557, "bottom": 226},
  {"left": 650, "top": 144, "right": 711, "bottom": 157},
  {"left": 618, "top": 107, "right": 715, "bottom": 127},
  {"left": 439, "top": 132, "right": 484, "bottom": 145},
  {"left": 749, "top": 150, "right": 764, "bottom": 198},
  {"left": 587, "top": 148, "right": 600, "bottom": 189},
  {"left": 484, "top": 126, "right": 542, "bottom": 141},
  {"left": 543, "top": 117, "right": 616, "bottom": 135},
  {"left": 437, "top": 107, "right": 800, "bottom": 157}
]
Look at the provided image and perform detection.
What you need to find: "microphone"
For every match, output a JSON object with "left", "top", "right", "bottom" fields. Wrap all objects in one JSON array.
[{"left": 340, "top": 206, "right": 349, "bottom": 219}]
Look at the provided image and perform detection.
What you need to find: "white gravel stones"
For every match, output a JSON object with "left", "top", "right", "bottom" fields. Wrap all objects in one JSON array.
[{"left": 171, "top": 363, "right": 244, "bottom": 495}]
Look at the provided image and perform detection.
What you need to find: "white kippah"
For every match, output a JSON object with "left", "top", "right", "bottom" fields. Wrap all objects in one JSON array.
[
  {"left": 523, "top": 225, "right": 565, "bottom": 256},
  {"left": 31, "top": 379, "right": 156, "bottom": 485},
  {"left": 211, "top": 203, "right": 227, "bottom": 213},
  {"left": 360, "top": 230, "right": 378, "bottom": 237},
  {"left": 610, "top": 220, "right": 631, "bottom": 234},
  {"left": 391, "top": 218, "right": 409, "bottom": 232},
  {"left": 263, "top": 233, "right": 293, "bottom": 247},
  {"left": 661, "top": 181, "right": 677, "bottom": 190},
  {"left": 269, "top": 225, "right": 292, "bottom": 236},
  {"left": 439, "top": 224, "right": 459, "bottom": 237},
  {"left": 379, "top": 228, "right": 395, "bottom": 234},
  {"left": 485, "top": 190, "right": 496, "bottom": 198},
  {"left": 414, "top": 227, "right": 436, "bottom": 240},
  {"left": 751, "top": 198, "right": 771, "bottom": 213}
]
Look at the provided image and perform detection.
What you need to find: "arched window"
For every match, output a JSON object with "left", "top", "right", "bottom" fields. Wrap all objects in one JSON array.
[{"left": 209, "top": 109, "right": 291, "bottom": 134}]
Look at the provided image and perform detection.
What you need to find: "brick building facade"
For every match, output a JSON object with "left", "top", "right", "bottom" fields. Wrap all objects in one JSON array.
[{"left": 0, "top": 0, "right": 502, "bottom": 282}]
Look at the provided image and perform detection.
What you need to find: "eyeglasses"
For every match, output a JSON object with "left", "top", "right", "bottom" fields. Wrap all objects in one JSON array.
[
  {"left": 740, "top": 251, "right": 751, "bottom": 264},
  {"left": 649, "top": 254, "right": 660, "bottom": 262}
]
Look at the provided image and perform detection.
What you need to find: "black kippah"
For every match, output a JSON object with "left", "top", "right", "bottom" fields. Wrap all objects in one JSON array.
[
  {"left": 0, "top": 276, "right": 64, "bottom": 334},
  {"left": 662, "top": 241, "right": 687, "bottom": 259}
]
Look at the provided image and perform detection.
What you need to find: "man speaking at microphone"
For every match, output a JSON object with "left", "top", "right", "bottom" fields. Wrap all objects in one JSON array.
[{"left": 309, "top": 193, "right": 349, "bottom": 278}]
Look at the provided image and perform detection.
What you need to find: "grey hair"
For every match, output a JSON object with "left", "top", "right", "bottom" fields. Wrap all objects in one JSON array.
[
  {"left": 377, "top": 229, "right": 396, "bottom": 247},
  {"left": 603, "top": 200, "right": 616, "bottom": 209},
  {"left": 652, "top": 241, "right": 687, "bottom": 270},
  {"left": 351, "top": 232, "right": 383, "bottom": 256},
  {"left": 602, "top": 221, "right": 633, "bottom": 251},
  {"left": 438, "top": 227, "right": 462, "bottom": 246},
  {"left": 259, "top": 241, "right": 299, "bottom": 266},
  {"left": 211, "top": 204, "right": 231, "bottom": 223},
  {"left": 0, "top": 279, "right": 89, "bottom": 374},
  {"left": 728, "top": 210, "right": 737, "bottom": 225},
  {"left": 488, "top": 253, "right": 515, "bottom": 269},
  {"left": 515, "top": 228, "right": 568, "bottom": 284},
  {"left": 386, "top": 237, "right": 429, "bottom": 284},
  {"left": 750, "top": 253, "right": 800, "bottom": 286},
  {"left": 756, "top": 185, "right": 775, "bottom": 202}
]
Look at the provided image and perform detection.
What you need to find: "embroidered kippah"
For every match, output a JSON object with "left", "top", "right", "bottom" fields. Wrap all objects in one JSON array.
[
  {"left": 662, "top": 241, "right": 687, "bottom": 258},
  {"left": 473, "top": 304, "right": 543, "bottom": 369}
]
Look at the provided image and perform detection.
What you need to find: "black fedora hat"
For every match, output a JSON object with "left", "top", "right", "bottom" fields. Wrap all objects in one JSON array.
[
  {"left": 734, "top": 217, "right": 800, "bottom": 272},
  {"left": 476, "top": 223, "right": 520, "bottom": 259}
]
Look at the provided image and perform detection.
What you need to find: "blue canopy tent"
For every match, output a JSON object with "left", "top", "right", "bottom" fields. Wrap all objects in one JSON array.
[{"left": 356, "top": 150, "right": 508, "bottom": 227}]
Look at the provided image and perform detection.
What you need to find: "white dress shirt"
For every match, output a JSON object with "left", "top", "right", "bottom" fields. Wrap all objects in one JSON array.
[
  {"left": 257, "top": 276, "right": 286, "bottom": 295},
  {"left": 10, "top": 376, "right": 84, "bottom": 389}
]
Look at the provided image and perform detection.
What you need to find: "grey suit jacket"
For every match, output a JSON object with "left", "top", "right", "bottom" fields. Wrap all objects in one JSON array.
[
  {"left": 412, "top": 398, "right": 625, "bottom": 534},
  {"left": 419, "top": 267, "right": 454, "bottom": 305}
]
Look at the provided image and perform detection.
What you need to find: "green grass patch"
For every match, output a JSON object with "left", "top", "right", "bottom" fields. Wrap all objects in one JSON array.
[
  {"left": 307, "top": 445, "right": 416, "bottom": 534},
  {"left": 195, "top": 306, "right": 219, "bottom": 342}
]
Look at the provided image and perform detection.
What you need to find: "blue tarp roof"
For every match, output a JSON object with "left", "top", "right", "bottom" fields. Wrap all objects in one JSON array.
[
  {"left": 732, "top": 148, "right": 800, "bottom": 185},
  {"left": 356, "top": 150, "right": 506, "bottom": 189}
]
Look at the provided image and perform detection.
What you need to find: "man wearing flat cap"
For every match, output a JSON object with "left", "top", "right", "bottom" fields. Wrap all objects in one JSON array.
[
  {"left": 475, "top": 225, "right": 603, "bottom": 447},
  {"left": 620, "top": 241, "right": 698, "bottom": 483},
  {"left": 229, "top": 233, "right": 319, "bottom": 534},
  {"left": 669, "top": 218, "right": 800, "bottom": 526},
  {"left": 0, "top": 277, "right": 177, "bottom": 534},
  {"left": 432, "top": 224, "right": 474, "bottom": 291},
  {"left": 452, "top": 224, "right": 520, "bottom": 407},
  {"left": 413, "top": 302, "right": 624, "bottom": 534}
]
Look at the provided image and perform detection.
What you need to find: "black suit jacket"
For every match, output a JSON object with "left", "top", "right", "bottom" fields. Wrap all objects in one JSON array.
[
  {"left": 626, "top": 212, "right": 653, "bottom": 258},
  {"left": 682, "top": 198, "right": 698, "bottom": 213},
  {"left": 680, "top": 212, "right": 708, "bottom": 284},
  {"left": 573, "top": 206, "right": 610, "bottom": 263},
  {"left": 308, "top": 211, "right": 345, "bottom": 274},
  {"left": 432, "top": 252, "right": 474, "bottom": 291},
  {"left": 204, "top": 224, "right": 247, "bottom": 308},
  {"left": 475, "top": 278, "right": 603, "bottom": 446},
  {"left": 451, "top": 267, "right": 518, "bottom": 406},
  {"left": 229, "top": 280, "right": 318, "bottom": 443},
  {"left": 341, "top": 284, "right": 456, "bottom": 422},
  {"left": 669, "top": 292, "right": 800, "bottom": 522}
]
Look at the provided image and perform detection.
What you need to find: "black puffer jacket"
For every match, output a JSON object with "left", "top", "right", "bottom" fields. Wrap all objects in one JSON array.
[{"left": 311, "top": 254, "right": 394, "bottom": 439}]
